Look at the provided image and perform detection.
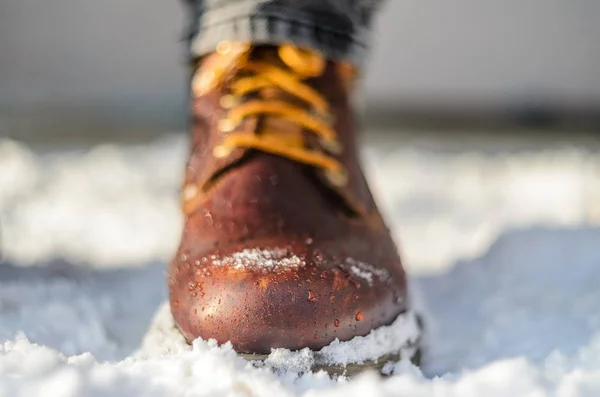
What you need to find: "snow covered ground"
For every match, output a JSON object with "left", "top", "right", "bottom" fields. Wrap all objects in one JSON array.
[{"left": 1, "top": 133, "right": 600, "bottom": 396}]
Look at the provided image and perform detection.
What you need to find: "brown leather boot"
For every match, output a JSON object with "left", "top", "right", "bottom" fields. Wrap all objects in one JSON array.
[{"left": 168, "top": 43, "right": 421, "bottom": 373}]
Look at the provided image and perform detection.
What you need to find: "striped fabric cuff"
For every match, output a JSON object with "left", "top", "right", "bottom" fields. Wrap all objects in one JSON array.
[{"left": 188, "top": 1, "right": 371, "bottom": 68}]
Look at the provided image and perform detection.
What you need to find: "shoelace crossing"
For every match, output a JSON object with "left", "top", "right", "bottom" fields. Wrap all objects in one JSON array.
[{"left": 192, "top": 42, "right": 347, "bottom": 186}]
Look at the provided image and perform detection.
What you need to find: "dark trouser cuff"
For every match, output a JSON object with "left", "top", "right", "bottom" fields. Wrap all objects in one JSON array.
[{"left": 187, "top": 1, "right": 371, "bottom": 68}]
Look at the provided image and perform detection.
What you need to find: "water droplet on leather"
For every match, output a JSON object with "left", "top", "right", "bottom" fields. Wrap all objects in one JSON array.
[
  {"left": 356, "top": 311, "right": 364, "bottom": 321},
  {"left": 307, "top": 289, "right": 317, "bottom": 302},
  {"left": 306, "top": 237, "right": 313, "bottom": 244},
  {"left": 203, "top": 210, "right": 214, "bottom": 225},
  {"left": 334, "top": 319, "right": 340, "bottom": 327},
  {"left": 180, "top": 253, "right": 188, "bottom": 261},
  {"left": 269, "top": 175, "right": 279, "bottom": 186}
]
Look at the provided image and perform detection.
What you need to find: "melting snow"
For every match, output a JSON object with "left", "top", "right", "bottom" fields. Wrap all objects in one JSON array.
[
  {"left": 211, "top": 248, "right": 305, "bottom": 270},
  {"left": 344, "top": 258, "right": 391, "bottom": 286}
]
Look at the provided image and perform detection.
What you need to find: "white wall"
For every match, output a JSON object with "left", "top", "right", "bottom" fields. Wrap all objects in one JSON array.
[
  {"left": 367, "top": 1, "right": 600, "bottom": 109},
  {"left": 1, "top": 0, "right": 599, "bottom": 132}
]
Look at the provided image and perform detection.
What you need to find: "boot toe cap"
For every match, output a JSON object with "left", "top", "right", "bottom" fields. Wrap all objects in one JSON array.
[{"left": 169, "top": 244, "right": 407, "bottom": 353}]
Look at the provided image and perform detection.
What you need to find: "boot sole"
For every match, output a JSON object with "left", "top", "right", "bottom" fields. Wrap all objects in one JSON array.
[
  {"left": 240, "top": 343, "right": 421, "bottom": 377},
  {"left": 240, "top": 314, "right": 424, "bottom": 377},
  {"left": 143, "top": 303, "right": 423, "bottom": 377}
]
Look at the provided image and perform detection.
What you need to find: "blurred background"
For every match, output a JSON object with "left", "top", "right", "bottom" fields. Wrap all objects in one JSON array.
[
  {"left": 1, "top": 0, "right": 600, "bottom": 273},
  {"left": 1, "top": 0, "right": 599, "bottom": 141}
]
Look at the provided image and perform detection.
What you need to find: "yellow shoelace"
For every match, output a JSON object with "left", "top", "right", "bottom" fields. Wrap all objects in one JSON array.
[{"left": 192, "top": 42, "right": 347, "bottom": 186}]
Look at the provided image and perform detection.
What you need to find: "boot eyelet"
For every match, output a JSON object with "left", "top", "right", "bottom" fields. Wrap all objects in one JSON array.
[
  {"left": 319, "top": 138, "right": 343, "bottom": 155},
  {"left": 216, "top": 41, "right": 232, "bottom": 55},
  {"left": 218, "top": 118, "right": 238, "bottom": 134},
  {"left": 182, "top": 183, "right": 199, "bottom": 202},
  {"left": 220, "top": 94, "right": 237, "bottom": 109},
  {"left": 192, "top": 70, "right": 216, "bottom": 96},
  {"left": 325, "top": 167, "right": 349, "bottom": 187},
  {"left": 213, "top": 145, "right": 234, "bottom": 158}
]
